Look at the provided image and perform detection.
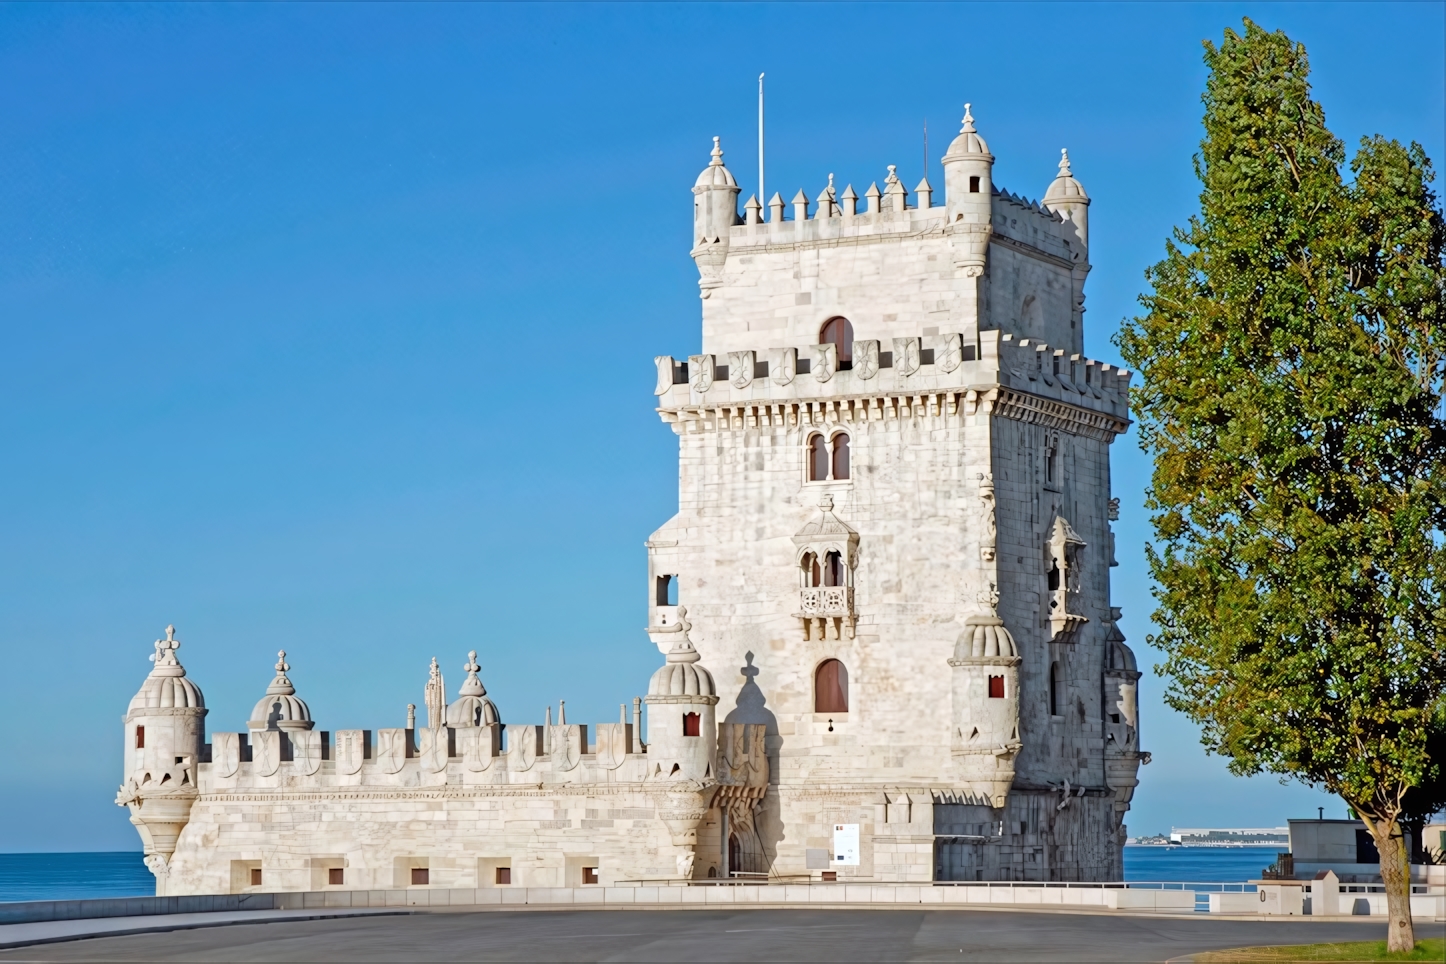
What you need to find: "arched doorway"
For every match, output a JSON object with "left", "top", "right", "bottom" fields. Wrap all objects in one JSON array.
[{"left": 728, "top": 833, "right": 742, "bottom": 876}]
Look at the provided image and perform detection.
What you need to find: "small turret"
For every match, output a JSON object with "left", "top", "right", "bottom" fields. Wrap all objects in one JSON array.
[
  {"left": 247, "top": 650, "right": 314, "bottom": 733},
  {"left": 644, "top": 609, "right": 719, "bottom": 786},
  {"left": 116, "top": 626, "right": 207, "bottom": 894},
  {"left": 1042, "top": 148, "right": 1089, "bottom": 252},
  {"left": 949, "top": 587, "right": 1021, "bottom": 808},
  {"left": 690, "top": 137, "right": 741, "bottom": 299},
  {"left": 446, "top": 650, "right": 502, "bottom": 727},
  {"left": 941, "top": 104, "right": 994, "bottom": 275}
]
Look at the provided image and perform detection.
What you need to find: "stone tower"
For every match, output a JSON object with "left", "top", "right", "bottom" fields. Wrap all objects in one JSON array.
[{"left": 648, "top": 106, "right": 1146, "bottom": 881}]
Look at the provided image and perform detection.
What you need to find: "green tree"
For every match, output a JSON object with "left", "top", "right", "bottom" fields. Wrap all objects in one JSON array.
[{"left": 1115, "top": 20, "right": 1446, "bottom": 952}]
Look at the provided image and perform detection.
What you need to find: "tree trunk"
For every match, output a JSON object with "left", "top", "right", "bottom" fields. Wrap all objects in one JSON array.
[{"left": 1363, "top": 814, "right": 1415, "bottom": 953}]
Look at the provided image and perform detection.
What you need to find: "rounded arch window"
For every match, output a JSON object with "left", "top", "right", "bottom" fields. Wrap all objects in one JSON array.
[
  {"left": 815, "top": 658, "right": 849, "bottom": 713},
  {"left": 820, "top": 317, "right": 854, "bottom": 366},
  {"left": 823, "top": 550, "right": 844, "bottom": 587},
  {"left": 806, "top": 432, "right": 851, "bottom": 483},
  {"left": 801, "top": 551, "right": 821, "bottom": 587}
]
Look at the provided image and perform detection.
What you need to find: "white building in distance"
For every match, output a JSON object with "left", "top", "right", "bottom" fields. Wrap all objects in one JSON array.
[{"left": 118, "top": 105, "right": 1147, "bottom": 894}]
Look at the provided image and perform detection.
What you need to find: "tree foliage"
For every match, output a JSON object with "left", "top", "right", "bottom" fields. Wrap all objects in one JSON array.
[{"left": 1115, "top": 20, "right": 1446, "bottom": 950}]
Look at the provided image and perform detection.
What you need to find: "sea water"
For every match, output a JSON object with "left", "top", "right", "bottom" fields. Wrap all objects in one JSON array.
[{"left": 0, "top": 847, "right": 1285, "bottom": 904}]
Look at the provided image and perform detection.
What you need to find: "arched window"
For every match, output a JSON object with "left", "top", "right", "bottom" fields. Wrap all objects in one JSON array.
[
  {"left": 728, "top": 834, "right": 742, "bottom": 875},
  {"left": 824, "top": 550, "right": 843, "bottom": 587},
  {"left": 683, "top": 712, "right": 700, "bottom": 737},
  {"left": 815, "top": 658, "right": 849, "bottom": 713},
  {"left": 820, "top": 317, "right": 854, "bottom": 367},
  {"left": 801, "top": 552, "right": 821, "bottom": 588},
  {"left": 1049, "top": 662, "right": 1062, "bottom": 716},
  {"left": 831, "top": 434, "right": 850, "bottom": 480},
  {"left": 808, "top": 434, "right": 829, "bottom": 481}
]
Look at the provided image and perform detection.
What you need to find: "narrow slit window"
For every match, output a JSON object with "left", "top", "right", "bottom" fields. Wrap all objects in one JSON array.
[
  {"left": 250, "top": 868, "right": 262, "bottom": 887},
  {"left": 831, "top": 434, "right": 850, "bottom": 480},
  {"left": 682, "top": 712, "right": 700, "bottom": 737},
  {"left": 969, "top": 176, "right": 980, "bottom": 193},
  {"left": 988, "top": 676, "right": 1005, "bottom": 699},
  {"left": 814, "top": 659, "right": 849, "bottom": 713},
  {"left": 1049, "top": 662, "right": 1061, "bottom": 716},
  {"left": 135, "top": 726, "right": 145, "bottom": 749}
]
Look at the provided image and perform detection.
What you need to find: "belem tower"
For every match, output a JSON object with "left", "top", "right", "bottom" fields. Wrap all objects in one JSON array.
[{"left": 118, "top": 105, "right": 1148, "bottom": 896}]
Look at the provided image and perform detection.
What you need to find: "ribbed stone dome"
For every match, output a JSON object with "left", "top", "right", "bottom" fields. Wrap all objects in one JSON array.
[
  {"left": 446, "top": 651, "right": 502, "bottom": 727},
  {"left": 694, "top": 137, "right": 738, "bottom": 188},
  {"left": 248, "top": 651, "right": 314, "bottom": 732},
  {"left": 127, "top": 626, "right": 205, "bottom": 714},
  {"left": 1043, "top": 149, "right": 1089, "bottom": 204},
  {"left": 944, "top": 104, "right": 991, "bottom": 159},
  {"left": 955, "top": 614, "right": 1018, "bottom": 660}
]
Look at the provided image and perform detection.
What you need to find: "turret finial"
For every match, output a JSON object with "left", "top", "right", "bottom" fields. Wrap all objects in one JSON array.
[
  {"left": 960, "top": 103, "right": 975, "bottom": 133},
  {"left": 275, "top": 650, "right": 289, "bottom": 677},
  {"left": 1058, "top": 148, "right": 1072, "bottom": 177},
  {"left": 151, "top": 625, "right": 182, "bottom": 668},
  {"left": 710, "top": 136, "right": 724, "bottom": 165},
  {"left": 977, "top": 582, "right": 1000, "bottom": 617}
]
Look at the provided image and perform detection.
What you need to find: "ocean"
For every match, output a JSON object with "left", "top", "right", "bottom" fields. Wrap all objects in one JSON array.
[{"left": 0, "top": 847, "right": 1284, "bottom": 904}]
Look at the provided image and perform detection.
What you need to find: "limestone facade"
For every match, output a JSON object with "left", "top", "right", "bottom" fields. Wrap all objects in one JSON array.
[{"left": 117, "top": 105, "right": 1145, "bottom": 896}]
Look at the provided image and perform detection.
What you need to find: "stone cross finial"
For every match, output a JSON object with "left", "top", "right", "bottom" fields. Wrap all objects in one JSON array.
[
  {"left": 464, "top": 650, "right": 480, "bottom": 675},
  {"left": 152, "top": 625, "right": 181, "bottom": 666},
  {"left": 960, "top": 103, "right": 976, "bottom": 133},
  {"left": 977, "top": 582, "right": 1000, "bottom": 616},
  {"left": 275, "top": 650, "right": 289, "bottom": 677}
]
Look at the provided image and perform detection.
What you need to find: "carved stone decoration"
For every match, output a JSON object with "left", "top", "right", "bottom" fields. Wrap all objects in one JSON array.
[
  {"left": 594, "top": 722, "right": 631, "bottom": 771},
  {"left": 689, "top": 354, "right": 715, "bottom": 393},
  {"left": 418, "top": 725, "right": 449, "bottom": 774},
  {"left": 144, "top": 853, "right": 170, "bottom": 881},
  {"left": 423, "top": 658, "right": 446, "bottom": 731},
  {"left": 978, "top": 473, "right": 997, "bottom": 562},
  {"left": 335, "top": 730, "right": 366, "bottom": 776},
  {"left": 1047, "top": 515, "right": 1089, "bottom": 642},
  {"left": 728, "top": 350, "right": 755, "bottom": 389},
  {"left": 506, "top": 724, "right": 540, "bottom": 772},
  {"left": 252, "top": 730, "right": 281, "bottom": 777},
  {"left": 676, "top": 853, "right": 695, "bottom": 878},
  {"left": 810, "top": 343, "right": 836, "bottom": 383},
  {"left": 550, "top": 724, "right": 583, "bottom": 772},
  {"left": 291, "top": 729, "right": 322, "bottom": 776},
  {"left": 853, "top": 339, "right": 880, "bottom": 379},
  {"left": 690, "top": 238, "right": 728, "bottom": 299},
  {"left": 1116, "top": 680, "right": 1138, "bottom": 730},
  {"left": 653, "top": 355, "right": 675, "bottom": 396},
  {"left": 213, "top": 732, "right": 240, "bottom": 778},
  {"left": 654, "top": 782, "right": 716, "bottom": 847},
  {"left": 936, "top": 332, "right": 964, "bottom": 373},
  {"left": 892, "top": 337, "right": 921, "bottom": 376},
  {"left": 375, "top": 728, "right": 407, "bottom": 774},
  {"left": 458, "top": 725, "right": 497, "bottom": 772},
  {"left": 771, "top": 348, "right": 796, "bottom": 386}
]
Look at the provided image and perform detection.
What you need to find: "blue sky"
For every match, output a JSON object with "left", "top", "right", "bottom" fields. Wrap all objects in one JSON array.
[{"left": 1, "top": 3, "right": 1441, "bottom": 852}]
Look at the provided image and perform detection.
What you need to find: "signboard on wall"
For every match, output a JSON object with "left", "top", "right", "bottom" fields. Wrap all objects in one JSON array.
[{"left": 833, "top": 824, "right": 860, "bottom": 866}]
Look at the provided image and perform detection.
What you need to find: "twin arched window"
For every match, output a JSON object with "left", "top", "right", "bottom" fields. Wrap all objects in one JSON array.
[
  {"left": 815, "top": 658, "right": 848, "bottom": 713},
  {"left": 808, "top": 433, "right": 850, "bottom": 482},
  {"left": 801, "top": 550, "right": 845, "bottom": 588}
]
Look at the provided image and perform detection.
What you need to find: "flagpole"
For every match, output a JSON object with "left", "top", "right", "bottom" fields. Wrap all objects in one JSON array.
[{"left": 758, "top": 73, "right": 765, "bottom": 219}]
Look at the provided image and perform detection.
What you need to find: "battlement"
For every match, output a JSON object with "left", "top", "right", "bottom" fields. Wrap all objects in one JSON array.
[{"left": 653, "top": 330, "right": 1131, "bottom": 439}]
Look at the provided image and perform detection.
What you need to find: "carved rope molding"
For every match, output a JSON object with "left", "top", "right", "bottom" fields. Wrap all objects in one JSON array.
[{"left": 658, "top": 385, "right": 1128, "bottom": 442}]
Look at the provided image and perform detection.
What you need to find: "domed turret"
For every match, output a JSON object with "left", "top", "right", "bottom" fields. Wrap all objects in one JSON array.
[
  {"left": 116, "top": 625, "right": 208, "bottom": 895},
  {"left": 949, "top": 587, "right": 1022, "bottom": 808},
  {"left": 644, "top": 607, "right": 718, "bottom": 785},
  {"left": 941, "top": 104, "right": 994, "bottom": 275},
  {"left": 247, "top": 651, "right": 313, "bottom": 733},
  {"left": 690, "top": 137, "right": 741, "bottom": 299},
  {"left": 446, "top": 651, "right": 501, "bottom": 727},
  {"left": 1042, "top": 148, "right": 1090, "bottom": 252}
]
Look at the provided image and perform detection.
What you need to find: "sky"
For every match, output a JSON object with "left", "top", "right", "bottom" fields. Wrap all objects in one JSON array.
[{"left": 0, "top": 2, "right": 1441, "bottom": 853}]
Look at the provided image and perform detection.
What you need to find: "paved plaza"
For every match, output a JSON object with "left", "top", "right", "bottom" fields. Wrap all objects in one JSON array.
[{"left": 0, "top": 908, "right": 1416, "bottom": 962}]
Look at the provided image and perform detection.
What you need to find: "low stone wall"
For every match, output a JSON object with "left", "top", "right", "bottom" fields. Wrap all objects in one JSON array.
[{"left": 0, "top": 893, "right": 277, "bottom": 926}]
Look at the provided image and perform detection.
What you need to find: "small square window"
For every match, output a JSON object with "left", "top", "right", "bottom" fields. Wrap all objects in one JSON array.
[
  {"left": 988, "top": 676, "right": 1005, "bottom": 699},
  {"left": 250, "top": 868, "right": 262, "bottom": 887},
  {"left": 582, "top": 867, "right": 598, "bottom": 885},
  {"left": 328, "top": 867, "right": 344, "bottom": 886},
  {"left": 1110, "top": 713, "right": 1121, "bottom": 724},
  {"left": 495, "top": 867, "right": 511, "bottom": 885},
  {"left": 411, "top": 867, "right": 429, "bottom": 886}
]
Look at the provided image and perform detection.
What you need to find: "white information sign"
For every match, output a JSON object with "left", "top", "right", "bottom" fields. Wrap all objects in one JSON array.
[{"left": 832, "top": 823, "right": 860, "bottom": 866}]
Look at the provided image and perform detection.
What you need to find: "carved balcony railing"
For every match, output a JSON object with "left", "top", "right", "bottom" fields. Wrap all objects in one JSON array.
[{"left": 796, "top": 586, "right": 854, "bottom": 640}]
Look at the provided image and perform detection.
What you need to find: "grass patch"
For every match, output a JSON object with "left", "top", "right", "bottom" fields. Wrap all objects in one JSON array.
[{"left": 1194, "top": 937, "right": 1444, "bottom": 962}]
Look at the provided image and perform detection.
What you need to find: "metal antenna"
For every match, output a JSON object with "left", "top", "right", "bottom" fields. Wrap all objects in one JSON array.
[{"left": 758, "top": 73, "right": 766, "bottom": 217}]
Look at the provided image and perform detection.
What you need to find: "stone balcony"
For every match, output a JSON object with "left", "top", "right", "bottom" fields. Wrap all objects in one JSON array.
[{"left": 796, "top": 586, "right": 854, "bottom": 640}]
